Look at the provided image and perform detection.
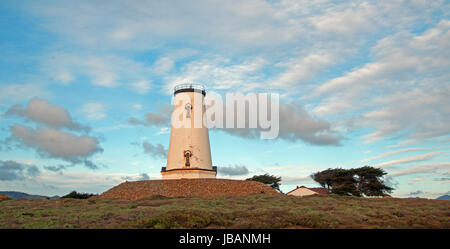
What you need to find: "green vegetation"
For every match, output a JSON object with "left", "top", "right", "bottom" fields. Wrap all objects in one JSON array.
[
  {"left": 311, "top": 166, "right": 393, "bottom": 197},
  {"left": 0, "top": 194, "right": 448, "bottom": 229},
  {"left": 246, "top": 174, "right": 282, "bottom": 193}
]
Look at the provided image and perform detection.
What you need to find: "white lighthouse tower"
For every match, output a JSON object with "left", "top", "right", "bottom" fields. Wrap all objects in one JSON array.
[{"left": 161, "top": 84, "right": 217, "bottom": 179}]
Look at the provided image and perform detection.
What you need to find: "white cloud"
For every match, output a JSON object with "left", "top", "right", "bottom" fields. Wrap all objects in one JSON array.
[
  {"left": 221, "top": 101, "right": 343, "bottom": 146},
  {"left": 93, "top": 124, "right": 130, "bottom": 132},
  {"left": 361, "top": 86, "right": 450, "bottom": 144},
  {"left": 165, "top": 56, "right": 268, "bottom": 93},
  {"left": 271, "top": 52, "right": 338, "bottom": 89},
  {"left": 311, "top": 20, "right": 450, "bottom": 144},
  {"left": 10, "top": 125, "right": 103, "bottom": 168},
  {"left": 313, "top": 20, "right": 449, "bottom": 98},
  {"left": 41, "top": 52, "right": 151, "bottom": 90},
  {"left": 130, "top": 80, "right": 151, "bottom": 94},
  {"left": 410, "top": 177, "right": 425, "bottom": 183},
  {"left": 0, "top": 84, "right": 50, "bottom": 106},
  {"left": 80, "top": 102, "right": 107, "bottom": 120},
  {"left": 362, "top": 148, "right": 427, "bottom": 163},
  {"left": 309, "top": 2, "right": 378, "bottom": 36},
  {"left": 389, "top": 162, "right": 450, "bottom": 177},
  {"left": 155, "top": 127, "right": 170, "bottom": 135},
  {"left": 153, "top": 57, "right": 174, "bottom": 74},
  {"left": 109, "top": 28, "right": 134, "bottom": 41},
  {"left": 24, "top": 0, "right": 305, "bottom": 50},
  {"left": 6, "top": 98, "right": 88, "bottom": 131},
  {"left": 280, "top": 175, "right": 314, "bottom": 185},
  {"left": 53, "top": 71, "right": 74, "bottom": 84},
  {"left": 376, "top": 151, "right": 447, "bottom": 168},
  {"left": 84, "top": 57, "right": 119, "bottom": 87},
  {"left": 132, "top": 104, "right": 143, "bottom": 110},
  {"left": 26, "top": 0, "right": 441, "bottom": 52}
]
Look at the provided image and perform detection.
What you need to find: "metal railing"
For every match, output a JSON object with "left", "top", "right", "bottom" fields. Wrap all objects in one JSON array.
[{"left": 174, "top": 83, "right": 205, "bottom": 92}]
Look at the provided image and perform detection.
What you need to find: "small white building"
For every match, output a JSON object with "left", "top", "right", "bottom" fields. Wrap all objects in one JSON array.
[{"left": 286, "top": 186, "right": 329, "bottom": 197}]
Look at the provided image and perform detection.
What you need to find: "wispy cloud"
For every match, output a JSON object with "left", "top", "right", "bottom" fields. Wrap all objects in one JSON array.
[
  {"left": 389, "top": 162, "right": 450, "bottom": 177},
  {"left": 80, "top": 102, "right": 107, "bottom": 120},
  {"left": 0, "top": 84, "right": 51, "bottom": 106},
  {"left": 376, "top": 151, "right": 447, "bottom": 168},
  {"left": 361, "top": 147, "right": 427, "bottom": 163},
  {"left": 130, "top": 80, "right": 152, "bottom": 94}
]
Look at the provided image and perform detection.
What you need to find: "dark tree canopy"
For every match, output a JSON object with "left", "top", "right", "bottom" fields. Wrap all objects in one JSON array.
[
  {"left": 246, "top": 174, "right": 282, "bottom": 193},
  {"left": 311, "top": 166, "right": 393, "bottom": 197},
  {"left": 61, "top": 191, "right": 97, "bottom": 199}
]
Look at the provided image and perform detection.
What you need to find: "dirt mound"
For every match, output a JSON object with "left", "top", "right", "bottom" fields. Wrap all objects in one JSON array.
[
  {"left": 0, "top": 194, "right": 8, "bottom": 200},
  {"left": 95, "top": 179, "right": 280, "bottom": 200}
]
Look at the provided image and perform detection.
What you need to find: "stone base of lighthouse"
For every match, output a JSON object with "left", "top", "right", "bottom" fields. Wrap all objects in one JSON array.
[{"left": 161, "top": 167, "right": 217, "bottom": 180}]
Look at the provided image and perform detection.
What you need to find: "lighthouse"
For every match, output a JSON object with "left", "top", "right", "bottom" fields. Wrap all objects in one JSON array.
[{"left": 161, "top": 84, "right": 217, "bottom": 179}]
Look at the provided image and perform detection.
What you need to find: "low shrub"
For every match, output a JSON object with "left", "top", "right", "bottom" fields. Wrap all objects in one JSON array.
[{"left": 61, "top": 191, "right": 97, "bottom": 199}]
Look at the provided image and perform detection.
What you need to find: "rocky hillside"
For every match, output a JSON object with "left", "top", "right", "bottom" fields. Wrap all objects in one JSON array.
[
  {"left": 94, "top": 179, "right": 280, "bottom": 200},
  {"left": 0, "top": 194, "right": 8, "bottom": 200}
]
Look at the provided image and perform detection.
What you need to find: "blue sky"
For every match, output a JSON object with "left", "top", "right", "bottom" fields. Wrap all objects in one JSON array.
[{"left": 0, "top": 0, "right": 449, "bottom": 198}]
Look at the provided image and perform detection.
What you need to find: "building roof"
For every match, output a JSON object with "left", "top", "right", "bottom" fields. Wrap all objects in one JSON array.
[
  {"left": 307, "top": 187, "right": 329, "bottom": 195},
  {"left": 286, "top": 185, "right": 329, "bottom": 195}
]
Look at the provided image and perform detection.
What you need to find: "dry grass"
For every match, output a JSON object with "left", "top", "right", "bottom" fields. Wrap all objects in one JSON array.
[{"left": 0, "top": 194, "right": 448, "bottom": 229}]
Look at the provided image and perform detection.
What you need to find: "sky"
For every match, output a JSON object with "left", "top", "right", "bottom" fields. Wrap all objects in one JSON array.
[{"left": 0, "top": 0, "right": 449, "bottom": 198}]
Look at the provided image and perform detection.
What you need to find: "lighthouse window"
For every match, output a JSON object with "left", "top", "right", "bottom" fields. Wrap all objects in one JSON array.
[{"left": 185, "top": 103, "right": 192, "bottom": 118}]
